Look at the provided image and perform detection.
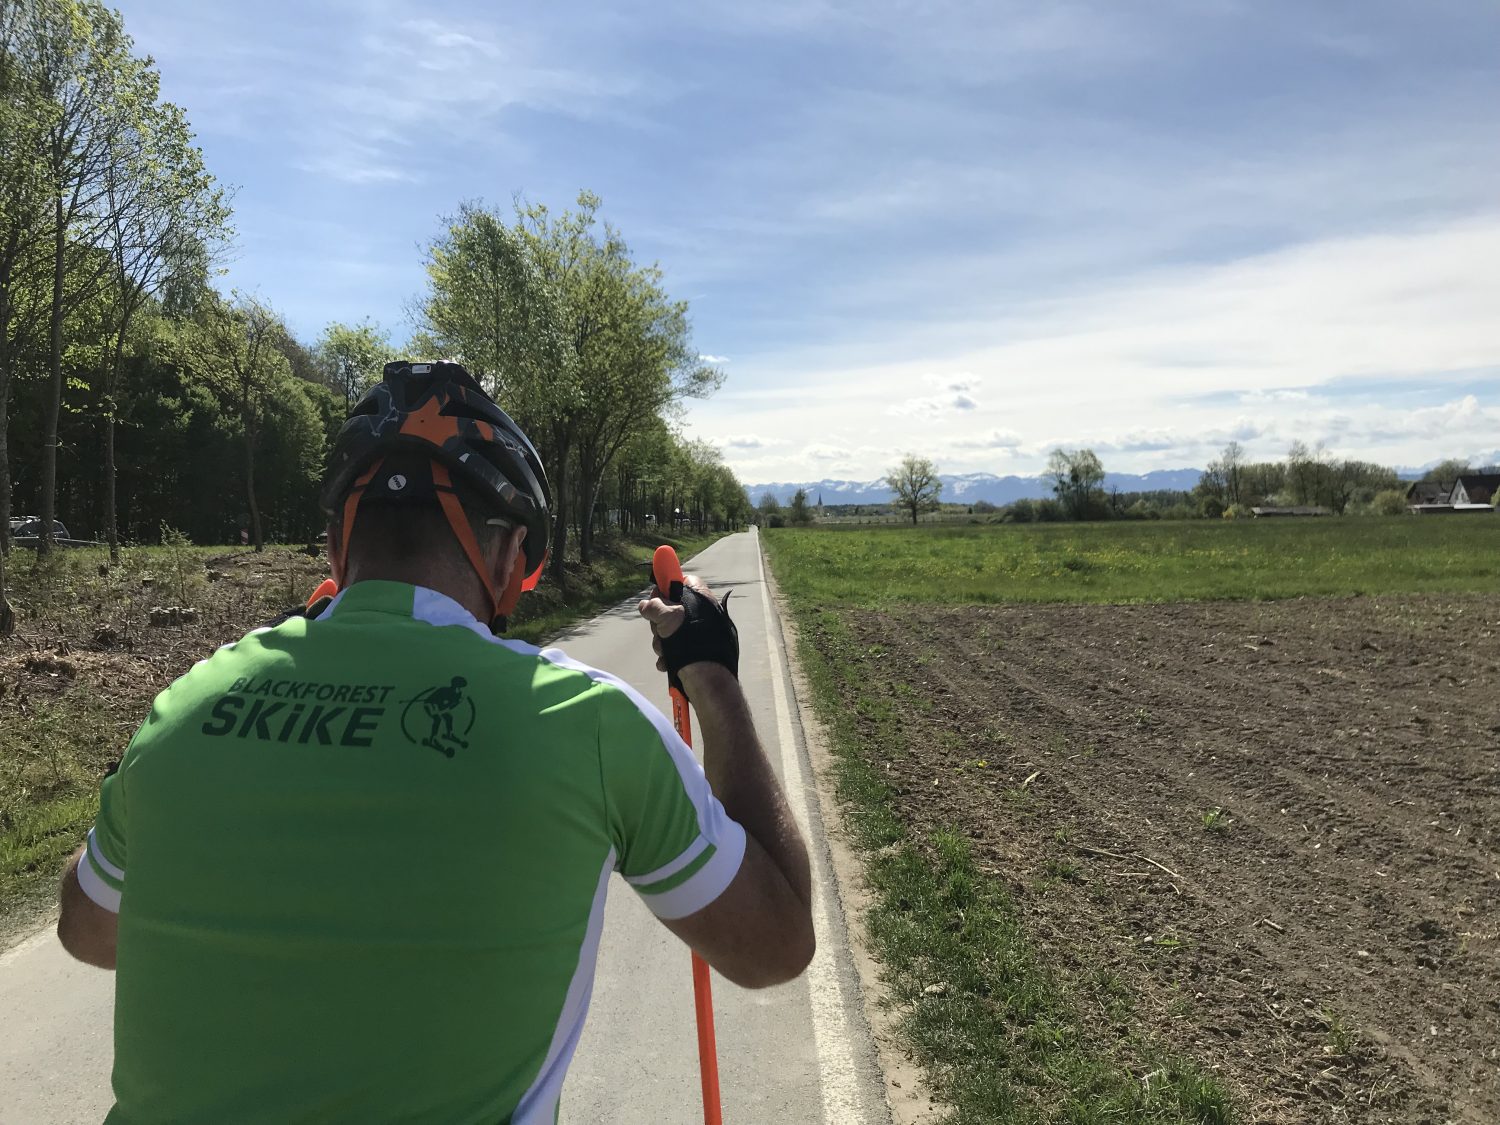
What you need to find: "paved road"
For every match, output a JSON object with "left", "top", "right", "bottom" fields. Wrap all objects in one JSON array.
[{"left": 0, "top": 529, "right": 890, "bottom": 1124}]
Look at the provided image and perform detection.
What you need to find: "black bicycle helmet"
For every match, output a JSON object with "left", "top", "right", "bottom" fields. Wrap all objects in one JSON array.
[{"left": 321, "top": 360, "right": 552, "bottom": 628}]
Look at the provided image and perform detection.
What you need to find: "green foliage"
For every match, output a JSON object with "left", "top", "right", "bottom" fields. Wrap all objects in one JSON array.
[
  {"left": 313, "top": 320, "right": 391, "bottom": 409},
  {"left": 1008, "top": 497, "right": 1037, "bottom": 523},
  {"left": 789, "top": 487, "right": 814, "bottom": 526},
  {"left": 1372, "top": 489, "right": 1409, "bottom": 516},
  {"left": 1323, "top": 1011, "right": 1357, "bottom": 1056},
  {"left": 414, "top": 192, "right": 725, "bottom": 575},
  {"left": 764, "top": 518, "right": 1500, "bottom": 608},
  {"left": 1201, "top": 808, "right": 1230, "bottom": 833}
]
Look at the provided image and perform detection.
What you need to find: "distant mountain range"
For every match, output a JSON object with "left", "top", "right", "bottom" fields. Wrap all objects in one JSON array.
[{"left": 745, "top": 470, "right": 1205, "bottom": 507}]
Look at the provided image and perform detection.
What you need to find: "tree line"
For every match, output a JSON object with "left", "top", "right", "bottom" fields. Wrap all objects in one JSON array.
[
  {"left": 0, "top": 0, "right": 746, "bottom": 636},
  {"left": 781, "top": 444, "right": 1491, "bottom": 530}
]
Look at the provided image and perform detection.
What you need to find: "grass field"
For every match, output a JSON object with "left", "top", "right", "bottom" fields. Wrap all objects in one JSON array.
[
  {"left": 768, "top": 516, "right": 1500, "bottom": 607},
  {"left": 0, "top": 529, "right": 725, "bottom": 934},
  {"left": 767, "top": 516, "right": 1500, "bottom": 1124}
]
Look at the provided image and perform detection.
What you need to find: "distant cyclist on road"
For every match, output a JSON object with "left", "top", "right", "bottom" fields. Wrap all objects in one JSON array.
[{"left": 56, "top": 360, "right": 814, "bottom": 1124}]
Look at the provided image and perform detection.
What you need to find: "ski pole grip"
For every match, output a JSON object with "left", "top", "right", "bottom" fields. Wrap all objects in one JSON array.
[{"left": 652, "top": 545, "right": 685, "bottom": 602}]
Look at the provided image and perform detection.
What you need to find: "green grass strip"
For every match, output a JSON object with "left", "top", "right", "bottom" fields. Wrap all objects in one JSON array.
[
  {"left": 0, "top": 792, "right": 97, "bottom": 914},
  {"left": 766, "top": 517, "right": 1500, "bottom": 608}
]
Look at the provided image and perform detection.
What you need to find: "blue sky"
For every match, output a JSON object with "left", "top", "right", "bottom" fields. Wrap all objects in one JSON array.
[{"left": 128, "top": 0, "right": 1500, "bottom": 481}]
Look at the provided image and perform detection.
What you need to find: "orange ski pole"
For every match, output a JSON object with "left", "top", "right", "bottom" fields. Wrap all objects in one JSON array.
[{"left": 652, "top": 545, "right": 724, "bottom": 1125}]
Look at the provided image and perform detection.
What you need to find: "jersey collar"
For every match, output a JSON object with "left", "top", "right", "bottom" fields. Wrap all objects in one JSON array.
[{"left": 323, "top": 581, "right": 488, "bottom": 635}]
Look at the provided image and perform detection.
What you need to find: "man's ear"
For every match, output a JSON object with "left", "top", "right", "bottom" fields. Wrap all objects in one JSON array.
[
  {"left": 327, "top": 528, "right": 346, "bottom": 586},
  {"left": 490, "top": 525, "right": 529, "bottom": 591}
]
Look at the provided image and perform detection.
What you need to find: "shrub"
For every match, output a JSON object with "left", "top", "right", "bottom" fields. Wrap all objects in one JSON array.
[
  {"left": 1035, "top": 498, "right": 1065, "bottom": 522},
  {"left": 1372, "top": 489, "right": 1408, "bottom": 516},
  {"left": 155, "top": 524, "right": 207, "bottom": 606},
  {"left": 1008, "top": 498, "right": 1036, "bottom": 523}
]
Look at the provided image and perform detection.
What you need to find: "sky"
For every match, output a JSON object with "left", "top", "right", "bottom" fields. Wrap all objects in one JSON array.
[{"left": 126, "top": 0, "right": 1500, "bottom": 483}]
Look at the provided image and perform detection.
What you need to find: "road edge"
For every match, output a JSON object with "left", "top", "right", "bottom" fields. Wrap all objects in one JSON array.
[{"left": 757, "top": 535, "right": 944, "bottom": 1125}]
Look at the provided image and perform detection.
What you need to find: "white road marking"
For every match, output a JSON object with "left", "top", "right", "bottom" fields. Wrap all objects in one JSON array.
[{"left": 754, "top": 529, "right": 871, "bottom": 1122}]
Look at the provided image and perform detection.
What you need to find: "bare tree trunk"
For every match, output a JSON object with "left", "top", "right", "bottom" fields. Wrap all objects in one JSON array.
[
  {"left": 245, "top": 430, "right": 263, "bottom": 551},
  {"left": 103, "top": 411, "right": 119, "bottom": 562},
  {"left": 39, "top": 188, "right": 65, "bottom": 558},
  {"left": 547, "top": 430, "right": 570, "bottom": 586},
  {"left": 0, "top": 545, "right": 12, "bottom": 639},
  {"left": 0, "top": 348, "right": 11, "bottom": 556},
  {"left": 101, "top": 321, "right": 129, "bottom": 563}
]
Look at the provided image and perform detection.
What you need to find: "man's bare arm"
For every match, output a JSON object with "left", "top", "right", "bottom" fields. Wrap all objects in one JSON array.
[
  {"left": 57, "top": 845, "right": 118, "bottom": 969},
  {"left": 640, "top": 585, "right": 814, "bottom": 988}
]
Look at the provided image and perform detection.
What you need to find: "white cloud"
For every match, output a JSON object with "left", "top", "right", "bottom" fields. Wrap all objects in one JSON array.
[
  {"left": 1240, "top": 389, "right": 1312, "bottom": 404},
  {"left": 699, "top": 354, "right": 731, "bottom": 363},
  {"left": 719, "top": 433, "right": 783, "bottom": 449},
  {"left": 805, "top": 443, "right": 853, "bottom": 461},
  {"left": 888, "top": 373, "right": 983, "bottom": 417},
  {"left": 952, "top": 428, "right": 1024, "bottom": 450}
]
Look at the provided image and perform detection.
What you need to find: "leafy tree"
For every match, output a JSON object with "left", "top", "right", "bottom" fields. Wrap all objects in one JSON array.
[
  {"left": 1426, "top": 458, "right": 1471, "bottom": 482},
  {"left": 886, "top": 454, "right": 942, "bottom": 525},
  {"left": 417, "top": 193, "right": 719, "bottom": 579},
  {"left": 1284, "top": 440, "right": 1326, "bottom": 506},
  {"left": 33, "top": 0, "right": 163, "bottom": 555},
  {"left": 0, "top": 0, "right": 56, "bottom": 556},
  {"left": 1221, "top": 441, "right": 1245, "bottom": 506},
  {"left": 789, "top": 487, "right": 813, "bottom": 526},
  {"left": 314, "top": 319, "right": 391, "bottom": 410},
  {"left": 1046, "top": 447, "right": 1105, "bottom": 520},
  {"left": 169, "top": 293, "right": 295, "bottom": 551},
  {"left": 96, "top": 88, "right": 231, "bottom": 561},
  {"left": 757, "top": 491, "right": 781, "bottom": 517}
]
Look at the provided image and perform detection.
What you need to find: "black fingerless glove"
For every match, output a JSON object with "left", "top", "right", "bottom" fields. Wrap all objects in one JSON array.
[{"left": 659, "top": 586, "right": 739, "bottom": 698}]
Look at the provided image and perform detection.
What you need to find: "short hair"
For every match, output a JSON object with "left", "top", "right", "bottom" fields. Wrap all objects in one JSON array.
[{"left": 327, "top": 451, "right": 512, "bottom": 568}]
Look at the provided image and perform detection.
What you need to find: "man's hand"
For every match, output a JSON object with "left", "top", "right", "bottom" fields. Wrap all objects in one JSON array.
[
  {"left": 637, "top": 575, "right": 738, "bottom": 699},
  {"left": 57, "top": 845, "right": 118, "bottom": 969}
]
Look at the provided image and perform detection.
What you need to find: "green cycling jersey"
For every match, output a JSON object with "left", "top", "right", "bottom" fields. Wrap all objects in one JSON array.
[{"left": 78, "top": 580, "right": 745, "bottom": 1124}]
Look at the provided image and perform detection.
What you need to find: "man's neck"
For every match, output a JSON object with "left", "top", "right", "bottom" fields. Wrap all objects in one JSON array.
[{"left": 342, "top": 563, "right": 491, "bottom": 625}]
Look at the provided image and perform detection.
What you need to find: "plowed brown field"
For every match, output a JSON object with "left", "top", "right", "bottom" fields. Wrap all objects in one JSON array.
[{"left": 837, "top": 595, "right": 1498, "bottom": 1123}]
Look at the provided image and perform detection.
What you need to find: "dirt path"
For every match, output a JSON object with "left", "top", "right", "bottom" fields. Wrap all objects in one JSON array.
[{"left": 835, "top": 595, "right": 1498, "bottom": 1123}]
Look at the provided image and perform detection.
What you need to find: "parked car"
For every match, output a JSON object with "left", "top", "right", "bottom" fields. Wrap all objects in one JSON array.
[{"left": 8, "top": 516, "right": 75, "bottom": 545}]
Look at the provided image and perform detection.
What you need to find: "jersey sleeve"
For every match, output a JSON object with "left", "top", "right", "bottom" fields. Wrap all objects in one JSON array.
[
  {"left": 596, "top": 683, "right": 746, "bottom": 920},
  {"left": 77, "top": 763, "right": 128, "bottom": 913}
]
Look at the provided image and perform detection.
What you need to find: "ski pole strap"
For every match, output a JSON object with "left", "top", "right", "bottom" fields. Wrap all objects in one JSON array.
[{"left": 659, "top": 585, "right": 739, "bottom": 699}]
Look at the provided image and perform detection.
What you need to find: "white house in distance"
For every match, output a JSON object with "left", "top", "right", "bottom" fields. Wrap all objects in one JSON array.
[{"left": 1406, "top": 473, "right": 1500, "bottom": 514}]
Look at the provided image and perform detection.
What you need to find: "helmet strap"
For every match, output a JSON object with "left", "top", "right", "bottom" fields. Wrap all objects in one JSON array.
[
  {"left": 340, "top": 459, "right": 385, "bottom": 568},
  {"left": 430, "top": 462, "right": 506, "bottom": 631}
]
